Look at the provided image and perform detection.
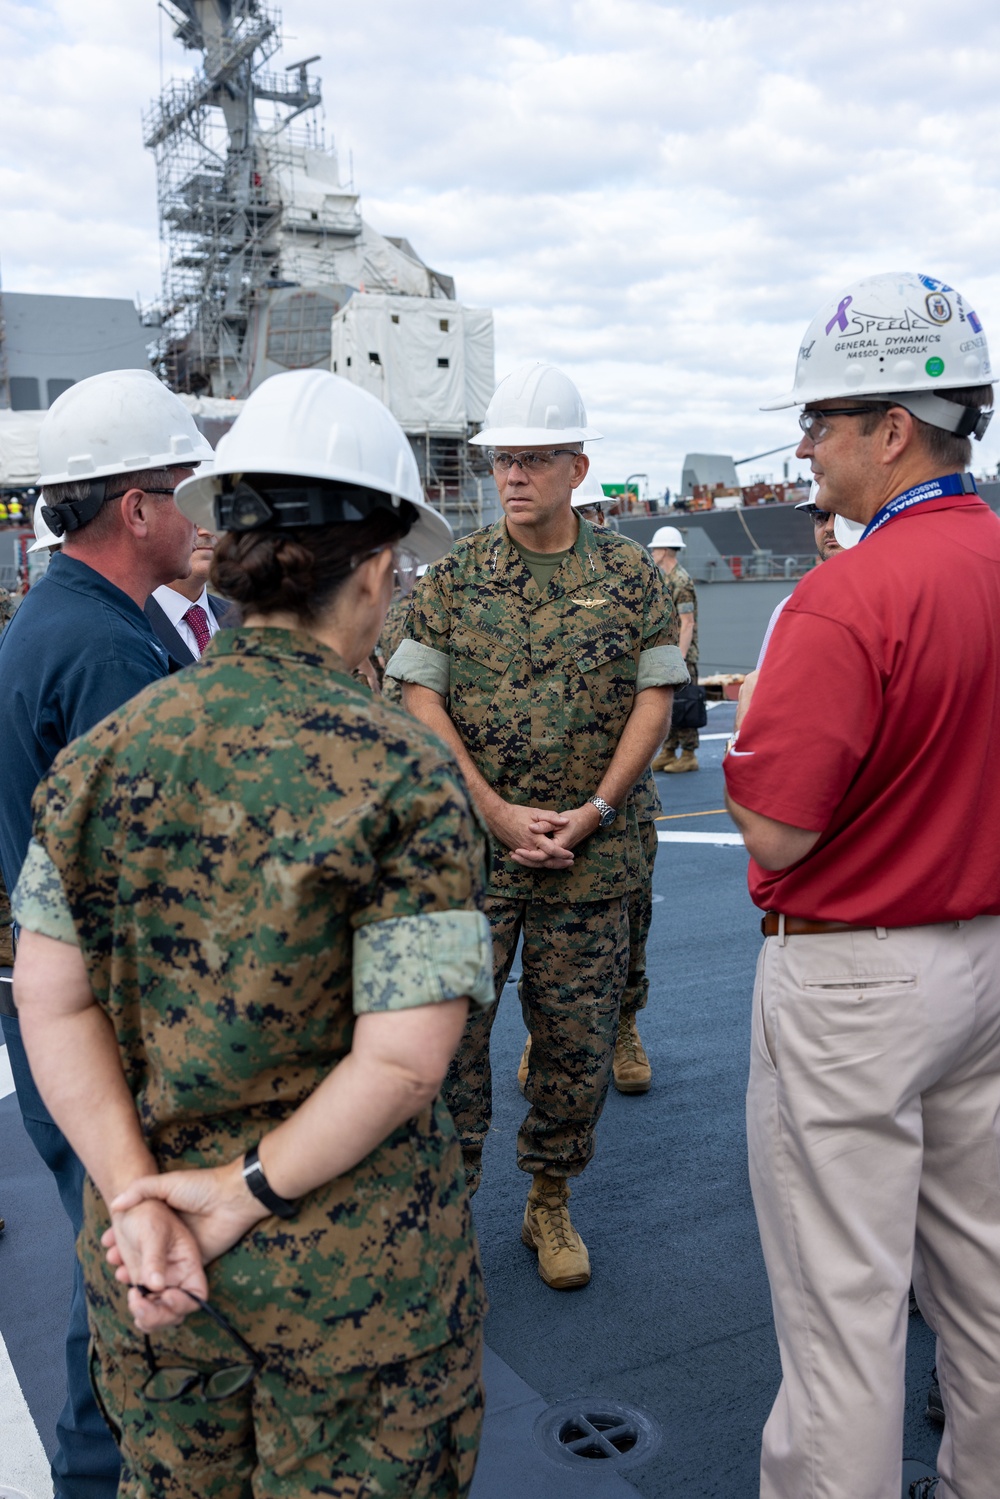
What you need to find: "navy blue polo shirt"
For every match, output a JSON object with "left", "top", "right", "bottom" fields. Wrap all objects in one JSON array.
[{"left": 0, "top": 552, "right": 169, "bottom": 894}]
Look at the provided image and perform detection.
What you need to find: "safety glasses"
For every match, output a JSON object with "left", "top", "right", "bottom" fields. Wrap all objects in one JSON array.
[
  {"left": 798, "top": 406, "right": 884, "bottom": 443},
  {"left": 136, "top": 1286, "right": 264, "bottom": 1404},
  {"left": 350, "top": 544, "right": 421, "bottom": 596},
  {"left": 487, "top": 449, "right": 580, "bottom": 473}
]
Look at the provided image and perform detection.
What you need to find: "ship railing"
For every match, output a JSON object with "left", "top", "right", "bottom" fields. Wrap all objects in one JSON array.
[{"left": 715, "top": 553, "right": 819, "bottom": 581}]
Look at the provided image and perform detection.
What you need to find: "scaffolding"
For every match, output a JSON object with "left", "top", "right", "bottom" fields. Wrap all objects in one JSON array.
[
  {"left": 145, "top": 1, "right": 495, "bottom": 528},
  {"left": 146, "top": 1, "right": 348, "bottom": 394}
]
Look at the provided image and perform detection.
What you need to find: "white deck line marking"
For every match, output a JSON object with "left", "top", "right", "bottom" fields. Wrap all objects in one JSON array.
[
  {"left": 658, "top": 831, "right": 745, "bottom": 846},
  {"left": 698, "top": 733, "right": 731, "bottom": 741},
  {"left": 0, "top": 1326, "right": 51, "bottom": 1499},
  {"left": 0, "top": 1043, "right": 14, "bottom": 1102}
]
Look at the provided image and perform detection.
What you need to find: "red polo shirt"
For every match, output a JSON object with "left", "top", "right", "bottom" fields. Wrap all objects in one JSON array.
[{"left": 724, "top": 492, "right": 1000, "bottom": 925}]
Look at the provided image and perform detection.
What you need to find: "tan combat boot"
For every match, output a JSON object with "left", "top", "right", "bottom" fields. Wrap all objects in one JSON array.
[
  {"left": 650, "top": 745, "right": 676, "bottom": 772},
  {"left": 613, "top": 1014, "right": 652, "bottom": 1093},
  {"left": 663, "top": 748, "right": 698, "bottom": 773},
  {"left": 517, "top": 1036, "right": 531, "bottom": 1093},
  {"left": 521, "top": 1175, "right": 591, "bottom": 1289}
]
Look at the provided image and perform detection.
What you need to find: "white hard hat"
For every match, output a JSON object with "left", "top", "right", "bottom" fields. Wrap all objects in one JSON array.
[
  {"left": 763, "top": 272, "right": 993, "bottom": 439},
  {"left": 38, "top": 369, "right": 214, "bottom": 486},
  {"left": 175, "top": 370, "right": 453, "bottom": 566},
  {"left": 649, "top": 525, "right": 685, "bottom": 549},
  {"left": 794, "top": 480, "right": 824, "bottom": 513},
  {"left": 27, "top": 504, "right": 63, "bottom": 553},
  {"left": 469, "top": 362, "right": 603, "bottom": 447},
  {"left": 571, "top": 473, "right": 606, "bottom": 509}
]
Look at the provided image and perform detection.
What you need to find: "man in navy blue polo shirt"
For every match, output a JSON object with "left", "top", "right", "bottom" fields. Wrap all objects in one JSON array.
[{"left": 0, "top": 368, "right": 213, "bottom": 1499}]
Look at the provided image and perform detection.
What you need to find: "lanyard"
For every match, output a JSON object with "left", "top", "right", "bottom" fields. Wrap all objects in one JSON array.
[{"left": 861, "top": 472, "right": 978, "bottom": 541}]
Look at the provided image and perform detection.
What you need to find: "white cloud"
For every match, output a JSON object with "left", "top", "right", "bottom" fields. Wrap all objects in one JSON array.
[{"left": 3, "top": 0, "right": 1000, "bottom": 490}]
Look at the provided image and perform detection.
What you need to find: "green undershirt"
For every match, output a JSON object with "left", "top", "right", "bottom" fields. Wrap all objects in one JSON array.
[{"left": 510, "top": 537, "right": 574, "bottom": 590}]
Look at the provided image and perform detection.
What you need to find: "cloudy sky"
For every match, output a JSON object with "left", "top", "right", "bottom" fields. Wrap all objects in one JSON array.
[{"left": 4, "top": 0, "right": 1000, "bottom": 493}]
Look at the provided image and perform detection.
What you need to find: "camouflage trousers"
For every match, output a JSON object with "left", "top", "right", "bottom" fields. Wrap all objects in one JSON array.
[
  {"left": 88, "top": 1325, "right": 483, "bottom": 1499},
  {"left": 664, "top": 725, "right": 699, "bottom": 753},
  {"left": 444, "top": 896, "right": 629, "bottom": 1190},
  {"left": 620, "top": 820, "right": 659, "bottom": 1017}
]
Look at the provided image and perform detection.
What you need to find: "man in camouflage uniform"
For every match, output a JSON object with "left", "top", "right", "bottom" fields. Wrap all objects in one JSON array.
[
  {"left": 387, "top": 362, "right": 686, "bottom": 1289},
  {"left": 376, "top": 592, "right": 414, "bottom": 707},
  {"left": 614, "top": 764, "right": 659, "bottom": 1091},
  {"left": 517, "top": 493, "right": 659, "bottom": 1096},
  {"left": 650, "top": 526, "right": 700, "bottom": 772}
]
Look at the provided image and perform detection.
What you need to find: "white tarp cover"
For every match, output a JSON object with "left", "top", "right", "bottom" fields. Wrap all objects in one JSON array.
[
  {"left": 177, "top": 394, "right": 245, "bottom": 420},
  {"left": 260, "top": 140, "right": 443, "bottom": 299},
  {"left": 0, "top": 410, "right": 46, "bottom": 487},
  {"left": 0, "top": 399, "right": 242, "bottom": 487},
  {"left": 330, "top": 294, "right": 495, "bottom": 435}
]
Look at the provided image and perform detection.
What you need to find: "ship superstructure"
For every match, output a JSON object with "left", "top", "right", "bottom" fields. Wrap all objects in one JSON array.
[{"left": 146, "top": 0, "right": 494, "bottom": 527}]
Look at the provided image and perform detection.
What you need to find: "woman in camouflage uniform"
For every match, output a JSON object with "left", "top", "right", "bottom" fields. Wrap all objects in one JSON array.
[{"left": 12, "top": 373, "right": 493, "bottom": 1499}]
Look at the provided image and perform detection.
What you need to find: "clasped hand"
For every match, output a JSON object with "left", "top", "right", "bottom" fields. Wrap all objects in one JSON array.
[
  {"left": 487, "top": 799, "right": 601, "bottom": 870},
  {"left": 103, "top": 1159, "right": 266, "bottom": 1331}
]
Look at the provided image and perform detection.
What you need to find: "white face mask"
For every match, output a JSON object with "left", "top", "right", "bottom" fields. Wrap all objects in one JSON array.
[{"left": 833, "top": 513, "right": 867, "bottom": 549}]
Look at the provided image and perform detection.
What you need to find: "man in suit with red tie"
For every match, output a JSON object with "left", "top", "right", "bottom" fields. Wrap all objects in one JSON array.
[{"left": 145, "top": 524, "right": 239, "bottom": 665}]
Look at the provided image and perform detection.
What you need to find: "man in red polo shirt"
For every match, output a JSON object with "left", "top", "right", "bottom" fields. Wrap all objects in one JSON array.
[{"left": 724, "top": 271, "right": 1000, "bottom": 1499}]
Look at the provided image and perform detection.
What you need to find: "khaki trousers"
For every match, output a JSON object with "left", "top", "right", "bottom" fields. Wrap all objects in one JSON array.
[{"left": 747, "top": 917, "right": 1000, "bottom": 1499}]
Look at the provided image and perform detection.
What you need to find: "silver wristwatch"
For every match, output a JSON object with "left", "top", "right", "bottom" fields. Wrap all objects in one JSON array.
[{"left": 589, "top": 795, "right": 617, "bottom": 828}]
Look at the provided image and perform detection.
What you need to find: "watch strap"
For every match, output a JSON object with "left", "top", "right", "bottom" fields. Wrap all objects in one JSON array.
[
  {"left": 242, "top": 1142, "right": 300, "bottom": 1220},
  {"left": 589, "top": 795, "right": 616, "bottom": 826}
]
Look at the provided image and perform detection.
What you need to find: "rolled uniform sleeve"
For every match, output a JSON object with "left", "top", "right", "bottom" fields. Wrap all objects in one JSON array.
[
  {"left": 385, "top": 638, "right": 450, "bottom": 696},
  {"left": 637, "top": 643, "right": 689, "bottom": 690},
  {"left": 353, "top": 910, "right": 494, "bottom": 1013},
  {"left": 11, "top": 837, "right": 79, "bottom": 945},
  {"left": 385, "top": 570, "right": 453, "bottom": 695}
]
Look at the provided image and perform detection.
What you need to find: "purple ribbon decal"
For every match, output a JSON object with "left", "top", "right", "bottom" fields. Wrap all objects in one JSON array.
[{"left": 825, "top": 295, "right": 852, "bottom": 335}]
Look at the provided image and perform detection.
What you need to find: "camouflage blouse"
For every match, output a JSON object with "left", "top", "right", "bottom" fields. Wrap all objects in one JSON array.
[
  {"left": 387, "top": 517, "right": 686, "bottom": 902},
  {"left": 664, "top": 561, "right": 698, "bottom": 667},
  {"left": 15, "top": 627, "right": 493, "bottom": 1371}
]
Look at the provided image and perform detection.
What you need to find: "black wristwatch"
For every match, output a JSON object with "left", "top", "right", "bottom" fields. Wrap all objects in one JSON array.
[
  {"left": 242, "top": 1143, "right": 300, "bottom": 1220},
  {"left": 589, "top": 795, "right": 617, "bottom": 828}
]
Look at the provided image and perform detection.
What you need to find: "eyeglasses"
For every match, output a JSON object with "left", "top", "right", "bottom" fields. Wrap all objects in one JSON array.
[
  {"left": 350, "top": 544, "right": 421, "bottom": 596},
  {"left": 487, "top": 449, "right": 580, "bottom": 473},
  {"left": 803, "top": 506, "right": 831, "bottom": 522},
  {"left": 798, "top": 406, "right": 884, "bottom": 443},
  {"left": 136, "top": 1286, "right": 264, "bottom": 1404},
  {"left": 392, "top": 546, "right": 420, "bottom": 597}
]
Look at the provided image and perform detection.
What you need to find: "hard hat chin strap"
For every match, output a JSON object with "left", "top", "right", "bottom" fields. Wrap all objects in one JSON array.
[
  {"left": 41, "top": 479, "right": 111, "bottom": 538},
  {"left": 887, "top": 393, "right": 994, "bottom": 441}
]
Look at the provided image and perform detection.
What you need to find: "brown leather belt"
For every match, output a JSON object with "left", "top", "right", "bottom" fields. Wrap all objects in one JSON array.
[{"left": 760, "top": 913, "right": 875, "bottom": 938}]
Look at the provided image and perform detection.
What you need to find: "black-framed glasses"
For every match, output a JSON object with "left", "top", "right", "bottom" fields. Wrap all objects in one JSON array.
[
  {"left": 804, "top": 505, "right": 831, "bottom": 522},
  {"left": 487, "top": 449, "right": 580, "bottom": 473},
  {"left": 136, "top": 1285, "right": 264, "bottom": 1403},
  {"left": 798, "top": 406, "right": 886, "bottom": 443}
]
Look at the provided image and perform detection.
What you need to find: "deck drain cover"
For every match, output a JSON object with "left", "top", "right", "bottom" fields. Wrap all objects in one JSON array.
[{"left": 533, "top": 1397, "right": 661, "bottom": 1471}]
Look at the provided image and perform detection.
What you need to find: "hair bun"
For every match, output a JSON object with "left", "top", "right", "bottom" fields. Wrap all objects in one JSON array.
[{"left": 211, "top": 532, "right": 315, "bottom": 612}]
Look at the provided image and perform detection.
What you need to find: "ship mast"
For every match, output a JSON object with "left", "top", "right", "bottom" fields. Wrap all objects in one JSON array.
[{"left": 144, "top": 1, "right": 323, "bottom": 395}]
